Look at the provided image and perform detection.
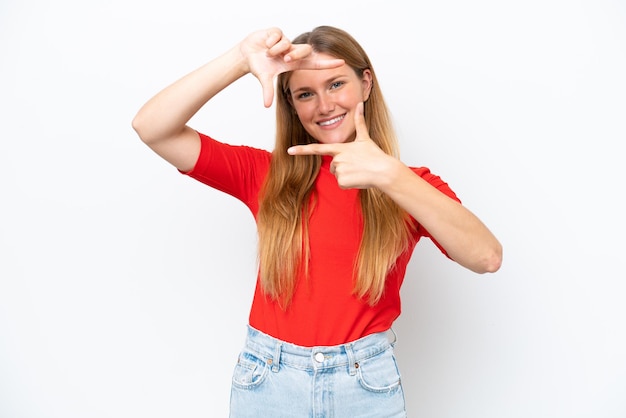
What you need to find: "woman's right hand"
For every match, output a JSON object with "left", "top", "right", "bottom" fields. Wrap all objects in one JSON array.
[{"left": 239, "top": 28, "right": 344, "bottom": 107}]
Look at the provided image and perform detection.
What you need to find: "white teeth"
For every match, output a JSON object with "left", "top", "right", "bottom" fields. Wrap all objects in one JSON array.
[{"left": 319, "top": 115, "right": 344, "bottom": 126}]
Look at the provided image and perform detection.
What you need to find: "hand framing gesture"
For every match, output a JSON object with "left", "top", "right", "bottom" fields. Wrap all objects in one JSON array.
[
  {"left": 240, "top": 28, "right": 344, "bottom": 107},
  {"left": 288, "top": 102, "right": 396, "bottom": 189}
]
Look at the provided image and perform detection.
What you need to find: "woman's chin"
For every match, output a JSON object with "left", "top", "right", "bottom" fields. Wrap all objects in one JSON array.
[{"left": 315, "top": 134, "right": 353, "bottom": 145}]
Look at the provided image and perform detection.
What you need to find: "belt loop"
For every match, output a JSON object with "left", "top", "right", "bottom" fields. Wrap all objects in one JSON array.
[
  {"left": 271, "top": 342, "right": 282, "bottom": 373},
  {"left": 345, "top": 343, "right": 357, "bottom": 376},
  {"left": 389, "top": 328, "right": 398, "bottom": 346}
]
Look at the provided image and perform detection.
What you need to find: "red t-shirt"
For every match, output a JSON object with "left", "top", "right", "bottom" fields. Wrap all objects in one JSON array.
[{"left": 185, "top": 132, "right": 460, "bottom": 346}]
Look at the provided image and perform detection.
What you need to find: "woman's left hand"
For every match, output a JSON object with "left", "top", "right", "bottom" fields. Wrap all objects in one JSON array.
[{"left": 287, "top": 102, "right": 398, "bottom": 189}]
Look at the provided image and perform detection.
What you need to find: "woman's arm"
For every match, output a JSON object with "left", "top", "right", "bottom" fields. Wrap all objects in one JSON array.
[
  {"left": 131, "top": 46, "right": 245, "bottom": 172},
  {"left": 132, "top": 28, "right": 343, "bottom": 172},
  {"left": 288, "top": 103, "right": 503, "bottom": 273},
  {"left": 375, "top": 161, "right": 502, "bottom": 273}
]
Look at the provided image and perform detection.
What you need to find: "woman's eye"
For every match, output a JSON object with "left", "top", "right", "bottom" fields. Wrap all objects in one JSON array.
[
  {"left": 330, "top": 81, "right": 344, "bottom": 89},
  {"left": 297, "top": 92, "right": 313, "bottom": 99}
]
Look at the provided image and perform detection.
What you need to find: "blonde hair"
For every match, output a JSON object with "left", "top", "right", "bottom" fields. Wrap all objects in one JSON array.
[{"left": 257, "top": 26, "right": 414, "bottom": 307}]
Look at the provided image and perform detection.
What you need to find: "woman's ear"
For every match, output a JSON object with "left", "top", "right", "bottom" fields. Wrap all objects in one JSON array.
[{"left": 362, "top": 69, "right": 373, "bottom": 101}]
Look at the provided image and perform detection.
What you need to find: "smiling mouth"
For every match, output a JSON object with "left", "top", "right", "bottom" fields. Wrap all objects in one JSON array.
[{"left": 318, "top": 114, "right": 345, "bottom": 126}]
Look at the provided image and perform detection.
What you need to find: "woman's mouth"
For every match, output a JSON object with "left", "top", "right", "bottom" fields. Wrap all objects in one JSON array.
[{"left": 318, "top": 114, "right": 345, "bottom": 127}]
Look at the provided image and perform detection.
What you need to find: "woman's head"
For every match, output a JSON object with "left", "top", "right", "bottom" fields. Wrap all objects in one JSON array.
[{"left": 276, "top": 26, "right": 397, "bottom": 156}]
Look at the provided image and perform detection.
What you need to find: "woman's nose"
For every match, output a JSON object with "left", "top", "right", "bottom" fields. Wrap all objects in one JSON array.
[{"left": 317, "top": 94, "right": 334, "bottom": 114}]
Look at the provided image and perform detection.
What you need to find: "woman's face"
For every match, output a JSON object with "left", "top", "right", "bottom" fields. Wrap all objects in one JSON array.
[{"left": 288, "top": 52, "right": 372, "bottom": 144}]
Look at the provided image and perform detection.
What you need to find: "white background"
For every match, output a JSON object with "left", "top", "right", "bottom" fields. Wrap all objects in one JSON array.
[{"left": 1, "top": 0, "right": 625, "bottom": 417}]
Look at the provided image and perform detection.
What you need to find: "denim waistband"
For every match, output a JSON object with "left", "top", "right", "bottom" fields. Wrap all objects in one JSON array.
[{"left": 243, "top": 325, "right": 397, "bottom": 374}]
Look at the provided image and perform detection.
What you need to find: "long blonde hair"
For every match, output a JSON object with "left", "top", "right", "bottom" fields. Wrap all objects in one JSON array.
[{"left": 257, "top": 26, "right": 414, "bottom": 307}]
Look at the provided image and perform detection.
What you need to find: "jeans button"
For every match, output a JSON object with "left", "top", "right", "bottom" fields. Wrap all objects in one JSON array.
[{"left": 314, "top": 352, "right": 325, "bottom": 362}]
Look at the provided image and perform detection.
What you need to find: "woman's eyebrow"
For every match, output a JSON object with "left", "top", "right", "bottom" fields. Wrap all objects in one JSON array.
[{"left": 290, "top": 75, "right": 349, "bottom": 94}]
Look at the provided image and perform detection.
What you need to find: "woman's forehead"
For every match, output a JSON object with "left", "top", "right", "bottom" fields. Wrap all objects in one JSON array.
[{"left": 288, "top": 57, "right": 355, "bottom": 90}]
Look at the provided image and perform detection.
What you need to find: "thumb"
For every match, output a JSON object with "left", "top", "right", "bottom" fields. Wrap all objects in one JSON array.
[
  {"left": 354, "top": 102, "right": 368, "bottom": 141},
  {"left": 258, "top": 74, "right": 276, "bottom": 108}
]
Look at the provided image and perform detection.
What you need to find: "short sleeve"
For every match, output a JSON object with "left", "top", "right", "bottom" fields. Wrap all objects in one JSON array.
[
  {"left": 410, "top": 166, "right": 461, "bottom": 256},
  {"left": 181, "top": 132, "right": 271, "bottom": 213}
]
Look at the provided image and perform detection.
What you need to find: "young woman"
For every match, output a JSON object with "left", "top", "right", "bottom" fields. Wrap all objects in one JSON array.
[{"left": 132, "top": 25, "right": 502, "bottom": 417}]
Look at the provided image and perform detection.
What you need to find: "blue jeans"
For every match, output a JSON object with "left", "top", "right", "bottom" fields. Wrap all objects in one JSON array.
[{"left": 229, "top": 325, "right": 407, "bottom": 417}]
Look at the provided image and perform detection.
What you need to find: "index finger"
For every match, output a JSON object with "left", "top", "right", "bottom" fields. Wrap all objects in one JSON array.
[
  {"left": 289, "top": 56, "right": 345, "bottom": 70},
  {"left": 287, "top": 143, "right": 343, "bottom": 156},
  {"left": 283, "top": 46, "right": 344, "bottom": 69}
]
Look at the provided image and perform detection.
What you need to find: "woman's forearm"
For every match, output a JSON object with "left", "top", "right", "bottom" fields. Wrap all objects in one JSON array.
[
  {"left": 379, "top": 160, "right": 503, "bottom": 273},
  {"left": 132, "top": 45, "right": 247, "bottom": 145}
]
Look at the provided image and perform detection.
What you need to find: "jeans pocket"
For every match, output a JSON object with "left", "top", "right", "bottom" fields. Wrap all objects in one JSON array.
[
  {"left": 231, "top": 350, "right": 270, "bottom": 390},
  {"left": 356, "top": 347, "right": 402, "bottom": 393}
]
